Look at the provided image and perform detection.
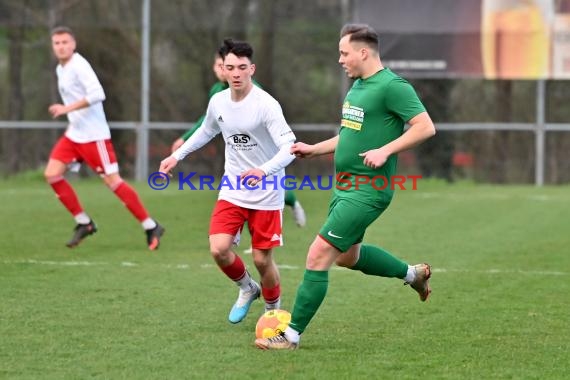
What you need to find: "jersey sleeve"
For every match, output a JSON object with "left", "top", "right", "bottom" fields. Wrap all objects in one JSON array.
[
  {"left": 181, "top": 115, "right": 205, "bottom": 141},
  {"left": 77, "top": 58, "right": 106, "bottom": 105},
  {"left": 258, "top": 98, "right": 296, "bottom": 176},
  {"left": 384, "top": 78, "right": 426, "bottom": 122},
  {"left": 181, "top": 82, "right": 227, "bottom": 141},
  {"left": 172, "top": 100, "right": 221, "bottom": 160},
  {"left": 263, "top": 98, "right": 296, "bottom": 148}
]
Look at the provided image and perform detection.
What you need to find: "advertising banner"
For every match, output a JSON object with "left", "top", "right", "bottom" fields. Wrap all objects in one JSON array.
[{"left": 354, "top": 0, "right": 570, "bottom": 79}]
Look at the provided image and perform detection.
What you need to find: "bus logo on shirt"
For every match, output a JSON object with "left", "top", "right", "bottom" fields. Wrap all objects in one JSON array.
[{"left": 341, "top": 101, "right": 364, "bottom": 131}]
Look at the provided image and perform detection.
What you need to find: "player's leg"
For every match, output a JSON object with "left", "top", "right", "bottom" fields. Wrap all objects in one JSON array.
[
  {"left": 285, "top": 190, "right": 306, "bottom": 227},
  {"left": 257, "top": 198, "right": 356, "bottom": 350},
  {"left": 82, "top": 139, "right": 164, "bottom": 250},
  {"left": 332, "top": 201, "right": 432, "bottom": 301},
  {"left": 209, "top": 201, "right": 260, "bottom": 323},
  {"left": 45, "top": 136, "right": 96, "bottom": 247},
  {"left": 103, "top": 172, "right": 164, "bottom": 250},
  {"left": 338, "top": 244, "right": 431, "bottom": 301},
  {"left": 255, "top": 234, "right": 340, "bottom": 350},
  {"left": 249, "top": 248, "right": 280, "bottom": 311},
  {"left": 248, "top": 209, "right": 283, "bottom": 311}
]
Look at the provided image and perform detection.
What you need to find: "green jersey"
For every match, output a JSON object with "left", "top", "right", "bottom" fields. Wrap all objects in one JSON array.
[
  {"left": 182, "top": 81, "right": 229, "bottom": 141},
  {"left": 333, "top": 68, "right": 425, "bottom": 207}
]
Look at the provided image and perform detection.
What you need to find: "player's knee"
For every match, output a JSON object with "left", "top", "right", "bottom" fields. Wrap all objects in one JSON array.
[
  {"left": 209, "top": 244, "right": 232, "bottom": 261},
  {"left": 44, "top": 171, "right": 63, "bottom": 184},
  {"left": 252, "top": 253, "right": 271, "bottom": 270},
  {"left": 335, "top": 255, "right": 352, "bottom": 268},
  {"left": 102, "top": 173, "right": 122, "bottom": 189},
  {"left": 44, "top": 166, "right": 62, "bottom": 180}
]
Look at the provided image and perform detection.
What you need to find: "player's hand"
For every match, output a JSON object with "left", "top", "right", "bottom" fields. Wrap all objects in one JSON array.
[
  {"left": 240, "top": 168, "right": 265, "bottom": 186},
  {"left": 359, "top": 148, "right": 389, "bottom": 169},
  {"left": 159, "top": 156, "right": 179, "bottom": 177},
  {"left": 291, "top": 142, "right": 316, "bottom": 158},
  {"left": 171, "top": 138, "right": 184, "bottom": 153},
  {"left": 48, "top": 104, "right": 67, "bottom": 119}
]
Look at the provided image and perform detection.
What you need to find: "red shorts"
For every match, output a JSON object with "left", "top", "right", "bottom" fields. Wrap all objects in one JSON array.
[
  {"left": 209, "top": 200, "right": 283, "bottom": 250},
  {"left": 49, "top": 135, "right": 119, "bottom": 175}
]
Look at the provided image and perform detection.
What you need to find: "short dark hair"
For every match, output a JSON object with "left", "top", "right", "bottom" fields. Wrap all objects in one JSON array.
[
  {"left": 340, "top": 24, "right": 379, "bottom": 51},
  {"left": 219, "top": 38, "right": 254, "bottom": 61},
  {"left": 50, "top": 26, "right": 75, "bottom": 38}
]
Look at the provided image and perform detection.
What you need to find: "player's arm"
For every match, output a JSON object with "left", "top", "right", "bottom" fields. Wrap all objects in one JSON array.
[
  {"left": 49, "top": 98, "right": 90, "bottom": 118},
  {"left": 383, "top": 112, "right": 435, "bottom": 153},
  {"left": 291, "top": 135, "right": 339, "bottom": 158},
  {"left": 49, "top": 61, "right": 105, "bottom": 118},
  {"left": 172, "top": 83, "right": 227, "bottom": 152},
  {"left": 171, "top": 116, "right": 203, "bottom": 153},
  {"left": 360, "top": 113, "right": 435, "bottom": 169},
  {"left": 360, "top": 79, "right": 436, "bottom": 169},
  {"left": 160, "top": 103, "right": 220, "bottom": 175},
  {"left": 240, "top": 101, "right": 296, "bottom": 184},
  {"left": 259, "top": 106, "right": 296, "bottom": 176}
]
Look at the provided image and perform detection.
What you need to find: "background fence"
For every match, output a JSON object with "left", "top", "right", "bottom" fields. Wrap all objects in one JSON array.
[{"left": 1, "top": 0, "right": 569, "bottom": 185}]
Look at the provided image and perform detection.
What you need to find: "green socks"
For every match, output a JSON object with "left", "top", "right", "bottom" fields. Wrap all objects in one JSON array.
[
  {"left": 287, "top": 247, "right": 407, "bottom": 335},
  {"left": 284, "top": 190, "right": 296, "bottom": 208},
  {"left": 350, "top": 244, "right": 408, "bottom": 278},
  {"left": 289, "top": 270, "right": 328, "bottom": 334}
]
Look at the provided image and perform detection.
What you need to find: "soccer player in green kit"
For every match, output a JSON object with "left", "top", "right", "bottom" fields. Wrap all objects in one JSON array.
[
  {"left": 171, "top": 49, "right": 306, "bottom": 228},
  {"left": 255, "top": 24, "right": 436, "bottom": 350}
]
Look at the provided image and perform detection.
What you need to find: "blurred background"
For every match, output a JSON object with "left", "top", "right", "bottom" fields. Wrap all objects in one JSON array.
[{"left": 1, "top": 0, "right": 569, "bottom": 184}]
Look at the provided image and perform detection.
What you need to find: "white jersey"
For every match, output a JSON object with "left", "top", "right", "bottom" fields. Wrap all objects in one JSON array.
[
  {"left": 56, "top": 53, "right": 111, "bottom": 143},
  {"left": 175, "top": 85, "right": 296, "bottom": 210}
]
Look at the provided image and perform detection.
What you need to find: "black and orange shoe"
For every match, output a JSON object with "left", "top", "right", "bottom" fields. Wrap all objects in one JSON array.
[
  {"left": 146, "top": 223, "right": 165, "bottom": 251},
  {"left": 66, "top": 221, "right": 97, "bottom": 248}
]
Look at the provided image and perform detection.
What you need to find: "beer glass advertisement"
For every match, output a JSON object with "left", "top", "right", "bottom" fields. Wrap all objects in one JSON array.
[{"left": 354, "top": 0, "right": 570, "bottom": 79}]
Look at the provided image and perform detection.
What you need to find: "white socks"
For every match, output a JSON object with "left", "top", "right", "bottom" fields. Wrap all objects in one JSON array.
[
  {"left": 236, "top": 272, "right": 257, "bottom": 292},
  {"left": 142, "top": 218, "right": 157, "bottom": 230},
  {"left": 403, "top": 265, "right": 416, "bottom": 283},
  {"left": 265, "top": 299, "right": 281, "bottom": 312},
  {"left": 74, "top": 213, "right": 90, "bottom": 224},
  {"left": 284, "top": 326, "right": 300, "bottom": 344}
]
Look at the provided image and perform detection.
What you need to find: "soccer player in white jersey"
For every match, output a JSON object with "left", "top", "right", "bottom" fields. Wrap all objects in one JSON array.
[
  {"left": 159, "top": 39, "right": 296, "bottom": 324},
  {"left": 45, "top": 26, "right": 164, "bottom": 250}
]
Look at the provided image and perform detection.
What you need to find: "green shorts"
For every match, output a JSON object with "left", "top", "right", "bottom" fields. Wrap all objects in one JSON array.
[{"left": 318, "top": 196, "right": 389, "bottom": 253}]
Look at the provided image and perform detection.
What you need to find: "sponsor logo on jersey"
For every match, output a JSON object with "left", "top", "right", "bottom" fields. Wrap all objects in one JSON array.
[
  {"left": 228, "top": 134, "right": 250, "bottom": 144},
  {"left": 341, "top": 101, "right": 364, "bottom": 131},
  {"left": 226, "top": 134, "right": 257, "bottom": 151}
]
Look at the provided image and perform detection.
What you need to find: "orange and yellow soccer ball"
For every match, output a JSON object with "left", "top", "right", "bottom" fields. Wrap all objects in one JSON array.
[{"left": 255, "top": 309, "right": 291, "bottom": 339}]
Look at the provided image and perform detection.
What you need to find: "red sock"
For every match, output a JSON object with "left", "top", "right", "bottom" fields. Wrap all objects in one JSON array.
[
  {"left": 113, "top": 182, "right": 150, "bottom": 222},
  {"left": 221, "top": 255, "right": 246, "bottom": 281},
  {"left": 49, "top": 177, "right": 83, "bottom": 216},
  {"left": 262, "top": 283, "right": 281, "bottom": 304}
]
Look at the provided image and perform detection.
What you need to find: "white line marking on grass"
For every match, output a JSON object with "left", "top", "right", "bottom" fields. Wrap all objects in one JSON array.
[
  {"left": 0, "top": 188, "right": 50, "bottom": 195},
  {"left": 4, "top": 259, "right": 107, "bottom": 266},
  {"left": 432, "top": 268, "right": 567, "bottom": 276},
  {"left": 3, "top": 260, "right": 568, "bottom": 276},
  {"left": 415, "top": 192, "right": 557, "bottom": 202}
]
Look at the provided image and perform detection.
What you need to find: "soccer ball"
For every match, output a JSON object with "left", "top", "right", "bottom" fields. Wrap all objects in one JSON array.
[{"left": 255, "top": 309, "right": 291, "bottom": 339}]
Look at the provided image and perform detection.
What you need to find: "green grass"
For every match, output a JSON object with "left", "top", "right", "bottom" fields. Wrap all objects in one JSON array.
[{"left": 1, "top": 178, "right": 569, "bottom": 379}]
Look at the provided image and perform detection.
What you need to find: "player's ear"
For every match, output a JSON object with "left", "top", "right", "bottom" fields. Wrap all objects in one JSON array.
[{"left": 250, "top": 63, "right": 256, "bottom": 76}]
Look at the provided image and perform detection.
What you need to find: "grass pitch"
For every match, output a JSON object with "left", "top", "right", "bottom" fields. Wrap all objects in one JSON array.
[{"left": 1, "top": 177, "right": 568, "bottom": 379}]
